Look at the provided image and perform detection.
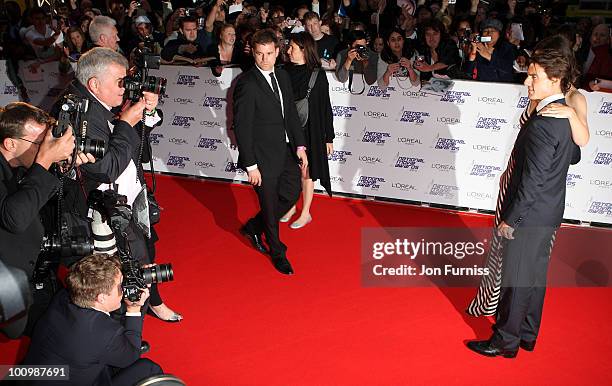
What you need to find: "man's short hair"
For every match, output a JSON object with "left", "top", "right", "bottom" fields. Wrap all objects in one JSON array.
[
  {"left": 251, "top": 28, "right": 279, "bottom": 49},
  {"left": 0, "top": 102, "right": 49, "bottom": 141},
  {"left": 76, "top": 47, "right": 128, "bottom": 86},
  {"left": 302, "top": 11, "right": 320, "bottom": 23},
  {"left": 179, "top": 16, "right": 198, "bottom": 29},
  {"left": 532, "top": 37, "right": 578, "bottom": 94},
  {"left": 89, "top": 15, "right": 116, "bottom": 44},
  {"left": 66, "top": 254, "right": 121, "bottom": 309}
]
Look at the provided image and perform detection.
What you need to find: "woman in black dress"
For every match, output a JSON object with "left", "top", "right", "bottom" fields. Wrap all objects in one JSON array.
[{"left": 281, "top": 32, "right": 335, "bottom": 229}]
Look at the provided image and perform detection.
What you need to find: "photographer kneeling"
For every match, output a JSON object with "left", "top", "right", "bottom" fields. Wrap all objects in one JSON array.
[
  {"left": 23, "top": 253, "right": 163, "bottom": 385},
  {"left": 0, "top": 102, "right": 94, "bottom": 338}
]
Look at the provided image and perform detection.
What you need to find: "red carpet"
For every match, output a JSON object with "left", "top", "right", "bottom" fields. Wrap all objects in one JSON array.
[{"left": 2, "top": 175, "right": 611, "bottom": 385}]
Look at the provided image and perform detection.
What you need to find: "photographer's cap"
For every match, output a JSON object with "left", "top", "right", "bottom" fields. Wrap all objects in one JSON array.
[
  {"left": 134, "top": 15, "right": 151, "bottom": 25},
  {"left": 480, "top": 18, "right": 503, "bottom": 32}
]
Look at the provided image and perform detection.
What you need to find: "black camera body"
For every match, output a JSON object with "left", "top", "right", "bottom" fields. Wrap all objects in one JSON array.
[
  {"left": 354, "top": 44, "right": 369, "bottom": 60},
  {"left": 87, "top": 189, "right": 174, "bottom": 302},
  {"left": 124, "top": 47, "right": 167, "bottom": 103},
  {"left": 53, "top": 94, "right": 106, "bottom": 159}
]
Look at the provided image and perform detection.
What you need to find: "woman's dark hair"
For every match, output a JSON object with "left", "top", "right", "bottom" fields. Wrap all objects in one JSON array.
[
  {"left": 532, "top": 35, "right": 580, "bottom": 90},
  {"left": 450, "top": 16, "right": 472, "bottom": 37},
  {"left": 380, "top": 27, "right": 412, "bottom": 64},
  {"left": 290, "top": 32, "right": 320, "bottom": 70},
  {"left": 65, "top": 27, "right": 87, "bottom": 52},
  {"left": 420, "top": 18, "right": 449, "bottom": 46}
]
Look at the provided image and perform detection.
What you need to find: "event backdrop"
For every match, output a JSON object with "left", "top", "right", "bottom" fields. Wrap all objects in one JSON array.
[{"left": 3, "top": 61, "right": 611, "bottom": 224}]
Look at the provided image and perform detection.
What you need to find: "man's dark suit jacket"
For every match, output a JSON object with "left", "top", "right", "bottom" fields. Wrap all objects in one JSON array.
[
  {"left": 232, "top": 67, "right": 306, "bottom": 177},
  {"left": 23, "top": 290, "right": 143, "bottom": 386},
  {"left": 0, "top": 153, "right": 58, "bottom": 277},
  {"left": 502, "top": 98, "right": 579, "bottom": 228}
]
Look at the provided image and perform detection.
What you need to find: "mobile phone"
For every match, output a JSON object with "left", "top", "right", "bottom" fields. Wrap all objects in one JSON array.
[{"left": 449, "top": 0, "right": 457, "bottom": 4}]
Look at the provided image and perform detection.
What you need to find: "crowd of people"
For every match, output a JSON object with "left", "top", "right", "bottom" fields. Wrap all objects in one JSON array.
[
  {"left": 1, "top": 0, "right": 611, "bottom": 98},
  {"left": 0, "top": 0, "right": 610, "bottom": 382}
]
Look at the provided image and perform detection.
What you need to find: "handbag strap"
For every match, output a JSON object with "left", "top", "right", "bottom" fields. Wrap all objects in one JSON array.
[{"left": 304, "top": 68, "right": 320, "bottom": 100}]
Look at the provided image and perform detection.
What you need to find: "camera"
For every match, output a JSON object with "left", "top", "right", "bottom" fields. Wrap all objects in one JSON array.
[
  {"left": 53, "top": 94, "right": 106, "bottom": 160},
  {"left": 354, "top": 44, "right": 369, "bottom": 60},
  {"left": 395, "top": 65, "right": 409, "bottom": 77},
  {"left": 87, "top": 189, "right": 174, "bottom": 302},
  {"left": 472, "top": 35, "right": 492, "bottom": 43},
  {"left": 123, "top": 46, "right": 167, "bottom": 103}
]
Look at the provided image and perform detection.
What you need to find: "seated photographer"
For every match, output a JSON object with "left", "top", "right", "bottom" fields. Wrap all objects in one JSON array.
[
  {"left": 55, "top": 47, "right": 182, "bottom": 323},
  {"left": 377, "top": 28, "right": 420, "bottom": 90},
  {"left": 465, "top": 18, "right": 516, "bottom": 83},
  {"left": 414, "top": 19, "right": 461, "bottom": 81},
  {"left": 23, "top": 253, "right": 163, "bottom": 385},
  {"left": 335, "top": 30, "right": 378, "bottom": 90},
  {"left": 0, "top": 102, "right": 94, "bottom": 338},
  {"left": 161, "top": 16, "right": 208, "bottom": 63}
]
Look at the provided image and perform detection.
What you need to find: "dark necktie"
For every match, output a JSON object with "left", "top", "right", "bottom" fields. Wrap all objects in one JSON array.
[{"left": 269, "top": 72, "right": 281, "bottom": 102}]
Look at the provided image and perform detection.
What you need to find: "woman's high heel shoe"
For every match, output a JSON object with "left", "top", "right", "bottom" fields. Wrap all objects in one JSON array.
[{"left": 148, "top": 304, "right": 183, "bottom": 323}]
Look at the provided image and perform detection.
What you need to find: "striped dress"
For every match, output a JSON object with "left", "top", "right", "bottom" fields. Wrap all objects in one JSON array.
[{"left": 466, "top": 104, "right": 557, "bottom": 316}]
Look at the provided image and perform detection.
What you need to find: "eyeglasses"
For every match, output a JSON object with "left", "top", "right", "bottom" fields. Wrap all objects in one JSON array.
[{"left": 16, "top": 137, "right": 42, "bottom": 146}]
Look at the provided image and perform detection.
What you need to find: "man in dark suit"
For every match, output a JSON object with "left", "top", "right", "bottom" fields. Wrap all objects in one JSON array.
[
  {"left": 467, "top": 48, "right": 580, "bottom": 358},
  {"left": 23, "top": 254, "right": 163, "bottom": 385},
  {"left": 233, "top": 29, "right": 309, "bottom": 275},
  {"left": 0, "top": 103, "right": 91, "bottom": 338}
]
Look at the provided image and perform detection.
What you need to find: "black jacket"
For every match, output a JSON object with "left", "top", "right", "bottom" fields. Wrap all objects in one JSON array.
[
  {"left": 502, "top": 99, "right": 579, "bottom": 228},
  {"left": 233, "top": 67, "right": 306, "bottom": 177},
  {"left": 161, "top": 34, "right": 207, "bottom": 62},
  {"left": 465, "top": 40, "right": 517, "bottom": 83},
  {"left": 0, "top": 153, "right": 59, "bottom": 277},
  {"left": 23, "top": 290, "right": 143, "bottom": 385}
]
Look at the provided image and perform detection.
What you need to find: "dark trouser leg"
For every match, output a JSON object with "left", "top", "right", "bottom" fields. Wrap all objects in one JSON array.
[
  {"left": 493, "top": 227, "right": 554, "bottom": 350},
  {"left": 111, "top": 358, "right": 163, "bottom": 386}
]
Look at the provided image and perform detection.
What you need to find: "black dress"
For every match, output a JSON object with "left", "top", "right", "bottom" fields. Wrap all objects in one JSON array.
[{"left": 285, "top": 64, "right": 335, "bottom": 196}]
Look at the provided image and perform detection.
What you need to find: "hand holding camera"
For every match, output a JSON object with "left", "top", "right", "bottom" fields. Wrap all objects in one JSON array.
[
  {"left": 125, "top": 287, "right": 150, "bottom": 312},
  {"left": 119, "top": 99, "right": 147, "bottom": 127},
  {"left": 35, "top": 128, "right": 76, "bottom": 170}
]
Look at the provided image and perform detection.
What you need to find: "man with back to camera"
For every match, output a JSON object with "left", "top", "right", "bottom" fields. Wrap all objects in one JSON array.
[
  {"left": 466, "top": 46, "right": 580, "bottom": 358},
  {"left": 23, "top": 253, "right": 163, "bottom": 385},
  {"left": 233, "top": 28, "right": 309, "bottom": 275},
  {"left": 0, "top": 102, "right": 94, "bottom": 338}
]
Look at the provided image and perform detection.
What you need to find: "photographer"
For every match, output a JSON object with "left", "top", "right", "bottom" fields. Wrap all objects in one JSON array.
[
  {"left": 23, "top": 254, "right": 163, "bottom": 385},
  {"left": 54, "top": 47, "right": 181, "bottom": 323},
  {"left": 335, "top": 30, "right": 378, "bottom": 89},
  {"left": 465, "top": 18, "right": 516, "bottom": 83},
  {"left": 377, "top": 28, "right": 420, "bottom": 90},
  {"left": 0, "top": 102, "right": 93, "bottom": 337},
  {"left": 414, "top": 19, "right": 461, "bottom": 81}
]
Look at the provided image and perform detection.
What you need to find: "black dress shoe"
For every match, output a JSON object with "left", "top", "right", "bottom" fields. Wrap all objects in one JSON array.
[
  {"left": 240, "top": 227, "right": 267, "bottom": 253},
  {"left": 272, "top": 256, "right": 294, "bottom": 275},
  {"left": 520, "top": 339, "right": 536, "bottom": 351},
  {"left": 466, "top": 340, "right": 517, "bottom": 358},
  {"left": 140, "top": 340, "right": 151, "bottom": 354}
]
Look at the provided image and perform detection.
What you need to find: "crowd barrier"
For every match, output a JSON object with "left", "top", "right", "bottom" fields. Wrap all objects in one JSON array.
[{"left": 2, "top": 60, "right": 611, "bottom": 225}]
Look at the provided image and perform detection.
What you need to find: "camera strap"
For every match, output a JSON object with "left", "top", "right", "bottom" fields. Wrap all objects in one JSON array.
[{"left": 348, "top": 69, "right": 365, "bottom": 95}]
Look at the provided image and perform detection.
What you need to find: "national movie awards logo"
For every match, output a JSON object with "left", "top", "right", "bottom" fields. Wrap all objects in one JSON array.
[
  {"left": 171, "top": 113, "right": 195, "bottom": 128},
  {"left": 475, "top": 116, "right": 508, "bottom": 132},
  {"left": 516, "top": 96, "right": 530, "bottom": 108},
  {"left": 392, "top": 153, "right": 424, "bottom": 171},
  {"left": 432, "top": 134, "right": 465, "bottom": 152},
  {"left": 166, "top": 153, "right": 190, "bottom": 169},
  {"left": 149, "top": 133, "right": 164, "bottom": 145},
  {"left": 361, "top": 127, "right": 391, "bottom": 145},
  {"left": 398, "top": 109, "right": 430, "bottom": 125},
  {"left": 566, "top": 173, "right": 583, "bottom": 187},
  {"left": 176, "top": 71, "right": 200, "bottom": 86},
  {"left": 469, "top": 163, "right": 502, "bottom": 179},
  {"left": 195, "top": 135, "right": 223, "bottom": 151},
  {"left": 357, "top": 175, "right": 386, "bottom": 190},
  {"left": 587, "top": 198, "right": 612, "bottom": 217},
  {"left": 439, "top": 90, "right": 470, "bottom": 104},
  {"left": 428, "top": 180, "right": 459, "bottom": 199},
  {"left": 328, "top": 150, "right": 353, "bottom": 164},
  {"left": 599, "top": 101, "right": 612, "bottom": 115},
  {"left": 366, "top": 85, "right": 395, "bottom": 99},
  {"left": 592, "top": 148, "right": 612, "bottom": 166},
  {"left": 224, "top": 159, "right": 245, "bottom": 174},
  {"left": 202, "top": 94, "right": 226, "bottom": 110},
  {"left": 332, "top": 105, "right": 357, "bottom": 118},
  {"left": 3, "top": 82, "right": 18, "bottom": 96}
]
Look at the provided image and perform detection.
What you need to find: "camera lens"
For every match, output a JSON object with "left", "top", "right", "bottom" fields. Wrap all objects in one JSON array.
[
  {"left": 144, "top": 76, "right": 167, "bottom": 96},
  {"left": 142, "top": 263, "right": 174, "bottom": 285},
  {"left": 78, "top": 138, "right": 106, "bottom": 159}
]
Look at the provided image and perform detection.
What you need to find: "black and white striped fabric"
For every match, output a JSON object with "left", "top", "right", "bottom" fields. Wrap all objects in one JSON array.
[{"left": 467, "top": 105, "right": 547, "bottom": 316}]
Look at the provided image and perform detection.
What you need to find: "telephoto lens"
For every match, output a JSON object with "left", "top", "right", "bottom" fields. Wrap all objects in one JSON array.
[{"left": 141, "top": 264, "right": 174, "bottom": 285}]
